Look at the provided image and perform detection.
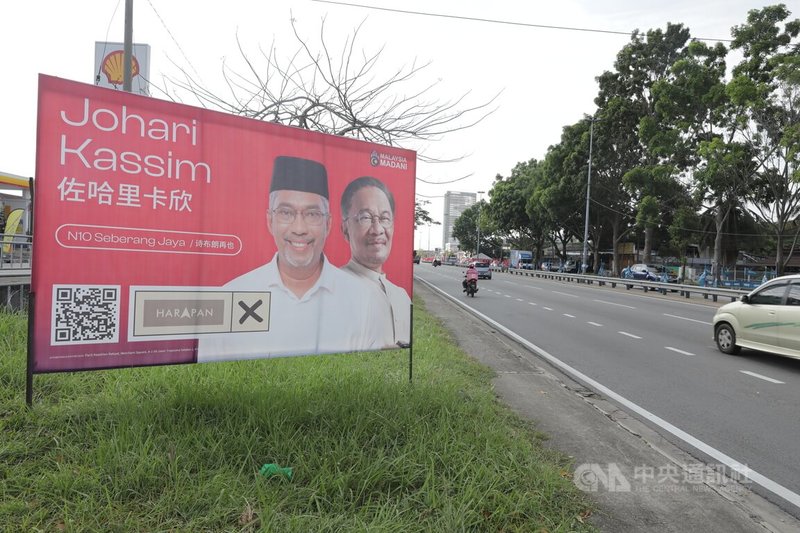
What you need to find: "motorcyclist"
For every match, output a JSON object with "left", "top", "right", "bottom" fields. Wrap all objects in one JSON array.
[{"left": 462, "top": 263, "right": 479, "bottom": 292}]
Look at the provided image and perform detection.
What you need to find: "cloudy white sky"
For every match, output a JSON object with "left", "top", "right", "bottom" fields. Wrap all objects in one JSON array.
[{"left": 0, "top": 0, "right": 782, "bottom": 249}]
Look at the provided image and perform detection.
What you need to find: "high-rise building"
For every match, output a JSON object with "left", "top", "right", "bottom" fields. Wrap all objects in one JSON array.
[{"left": 442, "top": 191, "right": 476, "bottom": 251}]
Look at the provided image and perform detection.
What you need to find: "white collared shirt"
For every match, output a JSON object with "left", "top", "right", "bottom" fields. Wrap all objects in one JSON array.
[
  {"left": 342, "top": 259, "right": 411, "bottom": 346},
  {"left": 197, "top": 254, "right": 393, "bottom": 362}
]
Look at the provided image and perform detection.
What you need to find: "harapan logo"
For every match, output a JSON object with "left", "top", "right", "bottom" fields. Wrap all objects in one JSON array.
[{"left": 143, "top": 299, "right": 225, "bottom": 327}]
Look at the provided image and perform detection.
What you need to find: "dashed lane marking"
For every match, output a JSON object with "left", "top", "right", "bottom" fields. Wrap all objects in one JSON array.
[
  {"left": 588, "top": 321, "right": 603, "bottom": 327},
  {"left": 663, "top": 313, "right": 711, "bottom": 326},
  {"left": 618, "top": 331, "right": 642, "bottom": 339},
  {"left": 594, "top": 299, "right": 636, "bottom": 309},
  {"left": 665, "top": 346, "right": 695, "bottom": 356},
  {"left": 552, "top": 291, "right": 578, "bottom": 298},
  {"left": 563, "top": 313, "right": 575, "bottom": 318},
  {"left": 740, "top": 370, "right": 785, "bottom": 384}
]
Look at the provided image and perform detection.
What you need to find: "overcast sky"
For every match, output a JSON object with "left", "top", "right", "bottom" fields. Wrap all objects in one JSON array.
[{"left": 0, "top": 0, "right": 782, "bottom": 249}]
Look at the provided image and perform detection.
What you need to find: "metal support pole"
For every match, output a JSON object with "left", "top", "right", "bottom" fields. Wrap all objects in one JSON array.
[
  {"left": 123, "top": 0, "right": 134, "bottom": 92},
  {"left": 408, "top": 303, "right": 414, "bottom": 383},
  {"left": 581, "top": 117, "right": 595, "bottom": 274},
  {"left": 476, "top": 191, "right": 484, "bottom": 258}
]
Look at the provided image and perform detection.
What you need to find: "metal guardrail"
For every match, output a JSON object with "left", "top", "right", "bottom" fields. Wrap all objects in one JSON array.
[
  {"left": 0, "top": 233, "right": 32, "bottom": 269},
  {"left": 0, "top": 233, "right": 32, "bottom": 311},
  {"left": 463, "top": 264, "right": 748, "bottom": 303}
]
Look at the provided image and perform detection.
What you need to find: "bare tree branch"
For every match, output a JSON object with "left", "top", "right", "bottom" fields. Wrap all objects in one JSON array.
[{"left": 158, "top": 15, "right": 499, "bottom": 160}]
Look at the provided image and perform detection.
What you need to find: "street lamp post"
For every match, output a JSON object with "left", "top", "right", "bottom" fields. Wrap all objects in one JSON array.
[
  {"left": 476, "top": 191, "right": 484, "bottom": 258},
  {"left": 581, "top": 115, "right": 598, "bottom": 274}
]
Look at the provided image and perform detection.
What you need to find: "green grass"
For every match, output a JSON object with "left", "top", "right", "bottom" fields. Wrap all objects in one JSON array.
[{"left": 0, "top": 298, "right": 594, "bottom": 532}]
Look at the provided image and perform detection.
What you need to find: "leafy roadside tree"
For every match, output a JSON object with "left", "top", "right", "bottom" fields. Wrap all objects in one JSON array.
[
  {"left": 728, "top": 4, "right": 800, "bottom": 275},
  {"left": 533, "top": 122, "right": 589, "bottom": 261},
  {"left": 451, "top": 203, "right": 481, "bottom": 255},
  {"left": 485, "top": 160, "right": 549, "bottom": 264},
  {"left": 414, "top": 200, "right": 438, "bottom": 229},
  {"left": 589, "top": 97, "right": 639, "bottom": 275},
  {"left": 599, "top": 24, "right": 693, "bottom": 263}
]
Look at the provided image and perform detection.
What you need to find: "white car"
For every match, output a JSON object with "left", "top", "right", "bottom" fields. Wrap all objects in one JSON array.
[{"left": 713, "top": 274, "right": 800, "bottom": 360}]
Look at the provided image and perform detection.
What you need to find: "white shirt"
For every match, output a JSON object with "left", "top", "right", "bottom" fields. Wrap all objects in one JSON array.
[
  {"left": 343, "top": 259, "right": 411, "bottom": 347},
  {"left": 197, "top": 254, "right": 393, "bottom": 362}
]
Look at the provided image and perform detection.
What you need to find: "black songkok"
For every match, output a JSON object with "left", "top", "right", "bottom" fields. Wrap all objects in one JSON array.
[{"left": 270, "top": 156, "right": 329, "bottom": 199}]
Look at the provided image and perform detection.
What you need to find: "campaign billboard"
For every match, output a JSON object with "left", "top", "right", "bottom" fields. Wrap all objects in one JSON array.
[{"left": 32, "top": 75, "right": 415, "bottom": 373}]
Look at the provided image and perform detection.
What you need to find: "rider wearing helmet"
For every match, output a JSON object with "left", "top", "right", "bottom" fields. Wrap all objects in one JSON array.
[{"left": 463, "top": 263, "right": 479, "bottom": 291}]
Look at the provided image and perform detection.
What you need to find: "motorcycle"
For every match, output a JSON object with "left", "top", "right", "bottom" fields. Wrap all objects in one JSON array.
[
  {"left": 464, "top": 278, "right": 478, "bottom": 297},
  {"left": 432, "top": 259, "right": 441, "bottom": 267}
]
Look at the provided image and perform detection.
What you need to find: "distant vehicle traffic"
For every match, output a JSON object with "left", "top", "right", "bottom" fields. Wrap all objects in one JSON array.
[
  {"left": 561, "top": 259, "right": 578, "bottom": 273},
  {"left": 509, "top": 250, "right": 533, "bottom": 269},
  {"left": 474, "top": 261, "right": 492, "bottom": 279},
  {"left": 713, "top": 274, "right": 800, "bottom": 360},
  {"left": 626, "top": 264, "right": 677, "bottom": 282}
]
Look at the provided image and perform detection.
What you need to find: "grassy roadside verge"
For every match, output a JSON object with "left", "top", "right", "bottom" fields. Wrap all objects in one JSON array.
[{"left": 0, "top": 297, "right": 594, "bottom": 532}]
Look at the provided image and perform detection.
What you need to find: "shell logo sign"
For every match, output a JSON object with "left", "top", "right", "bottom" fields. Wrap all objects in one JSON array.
[
  {"left": 93, "top": 41, "right": 151, "bottom": 95},
  {"left": 101, "top": 50, "right": 140, "bottom": 86}
]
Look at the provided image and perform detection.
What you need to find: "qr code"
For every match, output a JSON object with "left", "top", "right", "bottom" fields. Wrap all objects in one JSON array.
[{"left": 52, "top": 285, "right": 121, "bottom": 345}]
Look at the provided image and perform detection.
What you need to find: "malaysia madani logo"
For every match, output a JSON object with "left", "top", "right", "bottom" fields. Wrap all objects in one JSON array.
[{"left": 370, "top": 150, "right": 408, "bottom": 170}]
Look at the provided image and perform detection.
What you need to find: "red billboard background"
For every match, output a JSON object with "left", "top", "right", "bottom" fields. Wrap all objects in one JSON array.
[{"left": 32, "top": 75, "right": 416, "bottom": 372}]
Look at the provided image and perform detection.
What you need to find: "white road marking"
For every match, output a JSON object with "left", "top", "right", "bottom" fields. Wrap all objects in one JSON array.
[
  {"left": 552, "top": 291, "right": 578, "bottom": 298},
  {"left": 740, "top": 371, "right": 785, "bottom": 384},
  {"left": 665, "top": 346, "right": 695, "bottom": 356},
  {"left": 663, "top": 313, "right": 711, "bottom": 326},
  {"left": 543, "top": 306, "right": 553, "bottom": 311},
  {"left": 587, "top": 321, "right": 603, "bottom": 327},
  {"left": 618, "top": 331, "right": 642, "bottom": 339},
  {"left": 594, "top": 299, "right": 636, "bottom": 309},
  {"left": 529, "top": 302, "right": 537, "bottom": 306},
  {"left": 516, "top": 298, "right": 524, "bottom": 302},
  {"left": 417, "top": 277, "right": 800, "bottom": 510},
  {"left": 505, "top": 294, "right": 511, "bottom": 298},
  {"left": 563, "top": 313, "right": 575, "bottom": 318}
]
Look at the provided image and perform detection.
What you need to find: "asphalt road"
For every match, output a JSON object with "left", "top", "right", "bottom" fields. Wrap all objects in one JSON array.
[{"left": 415, "top": 264, "right": 800, "bottom": 517}]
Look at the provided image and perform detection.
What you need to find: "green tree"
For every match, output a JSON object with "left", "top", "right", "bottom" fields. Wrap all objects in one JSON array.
[
  {"left": 414, "top": 200, "right": 438, "bottom": 229},
  {"left": 485, "top": 161, "right": 549, "bottom": 264},
  {"left": 599, "top": 23, "right": 693, "bottom": 263},
  {"left": 729, "top": 4, "right": 800, "bottom": 275}
]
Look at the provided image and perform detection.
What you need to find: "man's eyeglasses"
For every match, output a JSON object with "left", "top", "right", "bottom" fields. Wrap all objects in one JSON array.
[
  {"left": 346, "top": 211, "right": 394, "bottom": 229},
  {"left": 271, "top": 207, "right": 329, "bottom": 226}
]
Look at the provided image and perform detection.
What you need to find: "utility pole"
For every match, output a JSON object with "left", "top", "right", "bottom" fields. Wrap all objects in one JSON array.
[
  {"left": 476, "top": 191, "right": 484, "bottom": 258},
  {"left": 581, "top": 114, "right": 599, "bottom": 274},
  {"left": 123, "top": 0, "right": 134, "bottom": 92}
]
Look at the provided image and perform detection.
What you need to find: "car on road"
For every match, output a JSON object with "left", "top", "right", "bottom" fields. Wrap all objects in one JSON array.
[
  {"left": 561, "top": 259, "right": 578, "bottom": 273},
  {"left": 627, "top": 263, "right": 677, "bottom": 283},
  {"left": 474, "top": 261, "right": 492, "bottom": 280},
  {"left": 713, "top": 274, "right": 800, "bottom": 360}
]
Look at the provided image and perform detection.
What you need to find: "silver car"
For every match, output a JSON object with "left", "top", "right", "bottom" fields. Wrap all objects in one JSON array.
[
  {"left": 713, "top": 274, "right": 800, "bottom": 360},
  {"left": 474, "top": 261, "right": 492, "bottom": 280}
]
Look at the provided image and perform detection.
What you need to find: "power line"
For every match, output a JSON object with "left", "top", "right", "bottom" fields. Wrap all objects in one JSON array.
[
  {"left": 96, "top": 0, "right": 123, "bottom": 85},
  {"left": 417, "top": 172, "right": 474, "bottom": 185},
  {"left": 145, "top": 0, "right": 204, "bottom": 82},
  {"left": 312, "top": 1, "right": 734, "bottom": 43}
]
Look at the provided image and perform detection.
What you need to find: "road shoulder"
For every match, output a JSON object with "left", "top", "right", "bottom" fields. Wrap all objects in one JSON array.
[{"left": 415, "top": 280, "right": 800, "bottom": 532}]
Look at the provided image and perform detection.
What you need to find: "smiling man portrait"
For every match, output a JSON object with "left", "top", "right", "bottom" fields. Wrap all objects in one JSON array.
[
  {"left": 197, "top": 157, "right": 394, "bottom": 362},
  {"left": 341, "top": 176, "right": 411, "bottom": 347}
]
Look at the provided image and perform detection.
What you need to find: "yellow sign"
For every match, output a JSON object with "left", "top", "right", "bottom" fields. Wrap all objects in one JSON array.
[{"left": 2, "top": 208, "right": 23, "bottom": 254}]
